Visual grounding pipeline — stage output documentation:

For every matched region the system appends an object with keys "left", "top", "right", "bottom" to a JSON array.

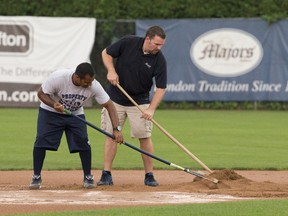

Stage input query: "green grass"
[
  {"left": 0, "top": 108, "right": 287, "bottom": 171},
  {"left": 12, "top": 200, "right": 288, "bottom": 216},
  {"left": 1, "top": 108, "right": 288, "bottom": 216}
]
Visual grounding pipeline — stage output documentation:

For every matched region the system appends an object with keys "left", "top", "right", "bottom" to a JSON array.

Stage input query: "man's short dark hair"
[
  {"left": 145, "top": 26, "right": 166, "bottom": 40},
  {"left": 75, "top": 62, "right": 95, "bottom": 78}
]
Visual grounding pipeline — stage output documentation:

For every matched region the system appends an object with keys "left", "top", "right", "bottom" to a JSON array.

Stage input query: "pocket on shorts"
[
  {"left": 145, "top": 119, "right": 153, "bottom": 133},
  {"left": 101, "top": 108, "right": 113, "bottom": 133},
  {"left": 101, "top": 108, "right": 108, "bottom": 130}
]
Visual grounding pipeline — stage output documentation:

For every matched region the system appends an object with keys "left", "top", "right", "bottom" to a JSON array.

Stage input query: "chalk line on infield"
[{"left": 0, "top": 190, "right": 250, "bottom": 205}]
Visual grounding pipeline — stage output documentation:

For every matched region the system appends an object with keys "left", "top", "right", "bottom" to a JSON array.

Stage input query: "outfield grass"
[{"left": 0, "top": 108, "right": 287, "bottom": 171}]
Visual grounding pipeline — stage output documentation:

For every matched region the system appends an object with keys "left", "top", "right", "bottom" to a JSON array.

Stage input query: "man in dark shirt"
[{"left": 97, "top": 26, "right": 167, "bottom": 187}]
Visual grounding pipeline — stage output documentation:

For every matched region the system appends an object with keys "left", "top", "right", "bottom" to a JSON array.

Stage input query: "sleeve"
[
  {"left": 154, "top": 53, "right": 167, "bottom": 89},
  {"left": 106, "top": 36, "right": 132, "bottom": 58},
  {"left": 91, "top": 80, "right": 110, "bottom": 105},
  {"left": 41, "top": 73, "right": 59, "bottom": 95}
]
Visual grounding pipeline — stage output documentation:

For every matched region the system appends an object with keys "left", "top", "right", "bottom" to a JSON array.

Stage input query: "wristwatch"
[{"left": 113, "top": 126, "right": 122, "bottom": 131}]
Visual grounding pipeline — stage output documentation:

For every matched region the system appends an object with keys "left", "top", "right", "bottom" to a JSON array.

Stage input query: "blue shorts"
[{"left": 34, "top": 108, "right": 91, "bottom": 153}]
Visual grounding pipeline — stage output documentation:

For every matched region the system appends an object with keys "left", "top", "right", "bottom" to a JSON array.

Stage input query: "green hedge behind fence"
[{"left": 1, "top": 0, "right": 288, "bottom": 21}]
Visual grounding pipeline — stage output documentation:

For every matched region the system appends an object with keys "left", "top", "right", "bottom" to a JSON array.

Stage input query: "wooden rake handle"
[{"left": 116, "top": 83, "right": 213, "bottom": 174}]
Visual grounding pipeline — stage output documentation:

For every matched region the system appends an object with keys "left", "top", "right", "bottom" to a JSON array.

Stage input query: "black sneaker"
[
  {"left": 97, "top": 170, "right": 113, "bottom": 186},
  {"left": 144, "top": 172, "right": 159, "bottom": 187},
  {"left": 83, "top": 174, "right": 95, "bottom": 189},
  {"left": 29, "top": 174, "right": 42, "bottom": 189}
]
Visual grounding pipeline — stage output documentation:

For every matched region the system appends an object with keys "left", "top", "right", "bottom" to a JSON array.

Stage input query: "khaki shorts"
[{"left": 101, "top": 102, "right": 153, "bottom": 139}]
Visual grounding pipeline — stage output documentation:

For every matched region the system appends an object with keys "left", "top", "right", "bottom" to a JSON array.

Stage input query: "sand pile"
[
  {"left": 210, "top": 169, "right": 245, "bottom": 181},
  {"left": 193, "top": 169, "right": 247, "bottom": 189}
]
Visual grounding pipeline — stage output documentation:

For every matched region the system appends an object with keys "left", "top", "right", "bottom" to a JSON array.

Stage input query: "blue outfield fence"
[{"left": 137, "top": 18, "right": 288, "bottom": 101}]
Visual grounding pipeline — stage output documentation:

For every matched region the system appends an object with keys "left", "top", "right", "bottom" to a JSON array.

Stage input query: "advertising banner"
[
  {"left": 0, "top": 16, "right": 96, "bottom": 107},
  {"left": 136, "top": 19, "right": 288, "bottom": 101}
]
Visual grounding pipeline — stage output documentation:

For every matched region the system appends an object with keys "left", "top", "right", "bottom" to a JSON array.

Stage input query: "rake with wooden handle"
[{"left": 116, "top": 83, "right": 213, "bottom": 174}]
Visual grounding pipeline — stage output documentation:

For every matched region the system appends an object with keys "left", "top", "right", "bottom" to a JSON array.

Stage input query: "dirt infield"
[{"left": 1, "top": 169, "right": 288, "bottom": 214}]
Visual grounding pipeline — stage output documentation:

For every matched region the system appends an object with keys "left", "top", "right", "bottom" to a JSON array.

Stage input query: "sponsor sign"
[
  {"left": 0, "top": 83, "right": 39, "bottom": 107},
  {"left": 0, "top": 16, "right": 96, "bottom": 107},
  {"left": 136, "top": 19, "right": 288, "bottom": 101},
  {"left": 0, "top": 22, "right": 33, "bottom": 55},
  {"left": 190, "top": 28, "right": 263, "bottom": 77}
]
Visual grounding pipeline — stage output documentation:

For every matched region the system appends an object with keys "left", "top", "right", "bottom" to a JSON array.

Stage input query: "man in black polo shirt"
[{"left": 97, "top": 26, "right": 167, "bottom": 186}]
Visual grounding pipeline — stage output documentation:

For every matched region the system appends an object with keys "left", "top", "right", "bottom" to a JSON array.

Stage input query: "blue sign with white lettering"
[{"left": 136, "top": 19, "right": 288, "bottom": 101}]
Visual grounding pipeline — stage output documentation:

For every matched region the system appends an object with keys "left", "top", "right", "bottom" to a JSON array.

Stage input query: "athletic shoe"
[
  {"left": 144, "top": 172, "right": 159, "bottom": 186},
  {"left": 29, "top": 174, "right": 42, "bottom": 189},
  {"left": 97, "top": 170, "right": 113, "bottom": 186},
  {"left": 83, "top": 174, "right": 95, "bottom": 189}
]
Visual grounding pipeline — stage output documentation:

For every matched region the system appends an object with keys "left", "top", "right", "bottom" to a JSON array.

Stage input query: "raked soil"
[{"left": 1, "top": 169, "right": 288, "bottom": 214}]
